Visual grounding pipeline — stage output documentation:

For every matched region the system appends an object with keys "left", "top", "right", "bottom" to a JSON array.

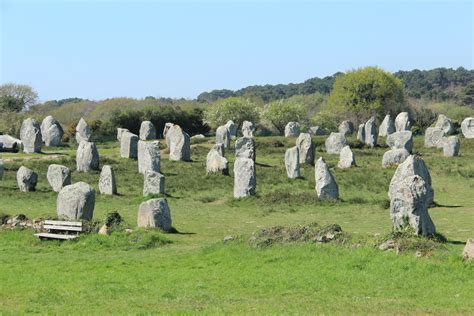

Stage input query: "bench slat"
[
  {"left": 43, "top": 224, "right": 83, "bottom": 232},
  {"left": 34, "top": 233, "right": 79, "bottom": 240},
  {"left": 44, "top": 220, "right": 82, "bottom": 226}
]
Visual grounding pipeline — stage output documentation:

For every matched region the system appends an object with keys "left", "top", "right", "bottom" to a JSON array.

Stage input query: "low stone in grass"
[
  {"left": 461, "top": 117, "right": 474, "bottom": 139},
  {"left": 47, "top": 164, "right": 71, "bottom": 192},
  {"left": 308, "top": 126, "right": 325, "bottom": 135},
  {"left": 120, "top": 131, "right": 139, "bottom": 159},
  {"left": 143, "top": 170, "right": 165, "bottom": 196},
  {"left": 17, "top": 166, "right": 38, "bottom": 192},
  {"left": 285, "top": 146, "right": 300, "bottom": 179},
  {"left": 76, "top": 141, "right": 99, "bottom": 172},
  {"left": 424, "top": 127, "right": 445, "bottom": 148},
  {"left": 338, "top": 145, "right": 356, "bottom": 169},
  {"left": 382, "top": 148, "right": 410, "bottom": 168},
  {"left": 442, "top": 136, "right": 460, "bottom": 157},
  {"left": 463, "top": 238, "right": 474, "bottom": 261},
  {"left": 137, "top": 198, "right": 172, "bottom": 231},
  {"left": 206, "top": 147, "right": 229, "bottom": 174},
  {"left": 338, "top": 120, "right": 354, "bottom": 137},
  {"left": 284, "top": 122, "right": 300, "bottom": 137},
  {"left": 315, "top": 157, "right": 339, "bottom": 200},
  {"left": 57, "top": 182, "right": 95, "bottom": 220},
  {"left": 99, "top": 165, "right": 117, "bottom": 195},
  {"left": 386, "top": 131, "right": 413, "bottom": 152},
  {"left": 325, "top": 132, "right": 347, "bottom": 154},
  {"left": 233, "top": 157, "right": 256, "bottom": 198}
]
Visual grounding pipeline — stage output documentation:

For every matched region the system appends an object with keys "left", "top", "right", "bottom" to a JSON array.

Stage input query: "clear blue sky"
[{"left": 1, "top": 0, "right": 472, "bottom": 101}]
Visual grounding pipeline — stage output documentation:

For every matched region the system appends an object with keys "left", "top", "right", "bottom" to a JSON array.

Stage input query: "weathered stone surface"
[
  {"left": 56, "top": 182, "right": 95, "bottom": 220},
  {"left": 137, "top": 198, "right": 172, "bottom": 231},
  {"left": 139, "top": 121, "right": 156, "bottom": 140},
  {"left": 213, "top": 143, "right": 225, "bottom": 157},
  {"left": 235, "top": 137, "right": 255, "bottom": 160},
  {"left": 308, "top": 126, "right": 325, "bottom": 135},
  {"left": 389, "top": 155, "right": 434, "bottom": 206},
  {"left": 434, "top": 114, "right": 454, "bottom": 135},
  {"left": 225, "top": 120, "right": 237, "bottom": 138},
  {"left": 76, "top": 141, "right": 99, "bottom": 172},
  {"left": 216, "top": 125, "right": 231, "bottom": 148},
  {"left": 167, "top": 125, "right": 191, "bottom": 161},
  {"left": 382, "top": 149, "right": 410, "bottom": 168},
  {"left": 296, "top": 133, "right": 314, "bottom": 165},
  {"left": 285, "top": 122, "right": 300, "bottom": 137},
  {"left": 395, "top": 112, "right": 411, "bottom": 132},
  {"left": 242, "top": 121, "right": 255, "bottom": 138},
  {"left": 338, "top": 120, "right": 354, "bottom": 137},
  {"left": 0, "top": 135, "right": 23, "bottom": 152},
  {"left": 357, "top": 123, "right": 365, "bottom": 142},
  {"left": 163, "top": 123, "right": 174, "bottom": 144},
  {"left": 424, "top": 127, "right": 445, "bottom": 148},
  {"left": 120, "top": 131, "right": 138, "bottom": 159},
  {"left": 325, "top": 132, "right": 347, "bottom": 154},
  {"left": 386, "top": 131, "right": 413, "bottom": 152},
  {"left": 138, "top": 140, "right": 160, "bottom": 174},
  {"left": 233, "top": 157, "right": 256, "bottom": 198},
  {"left": 206, "top": 148, "right": 229, "bottom": 174},
  {"left": 461, "top": 117, "right": 474, "bottom": 138},
  {"left": 442, "top": 136, "right": 460, "bottom": 157},
  {"left": 17, "top": 166, "right": 37, "bottom": 192},
  {"left": 389, "top": 175, "right": 436, "bottom": 236},
  {"left": 143, "top": 171, "right": 165, "bottom": 196},
  {"left": 378, "top": 114, "right": 395, "bottom": 137},
  {"left": 99, "top": 165, "right": 117, "bottom": 195},
  {"left": 315, "top": 157, "right": 339, "bottom": 200},
  {"left": 20, "top": 118, "right": 42, "bottom": 153},
  {"left": 116, "top": 128, "right": 129, "bottom": 141},
  {"left": 364, "top": 116, "right": 378, "bottom": 147},
  {"left": 75, "top": 117, "right": 92, "bottom": 143},
  {"left": 41, "top": 116, "right": 63, "bottom": 146},
  {"left": 285, "top": 146, "right": 300, "bottom": 179},
  {"left": 191, "top": 134, "right": 205, "bottom": 139},
  {"left": 338, "top": 146, "right": 356, "bottom": 169},
  {"left": 47, "top": 164, "right": 71, "bottom": 192},
  {"left": 463, "top": 238, "right": 474, "bottom": 261}
]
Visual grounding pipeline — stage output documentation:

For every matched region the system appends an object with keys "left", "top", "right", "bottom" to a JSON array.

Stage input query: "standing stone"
[
  {"left": 57, "top": 182, "right": 95, "bottom": 220},
  {"left": 442, "top": 136, "right": 460, "bottom": 157},
  {"left": 99, "top": 165, "right": 117, "bottom": 195},
  {"left": 364, "top": 116, "right": 378, "bottom": 147},
  {"left": 47, "top": 164, "right": 71, "bottom": 192},
  {"left": 163, "top": 122, "right": 174, "bottom": 144},
  {"left": 284, "top": 122, "right": 300, "bottom": 137},
  {"left": 434, "top": 114, "right": 454, "bottom": 135},
  {"left": 382, "top": 149, "right": 410, "bottom": 168},
  {"left": 357, "top": 123, "right": 365, "bottom": 142},
  {"left": 225, "top": 120, "right": 237, "bottom": 138},
  {"left": 242, "top": 121, "right": 255, "bottom": 138},
  {"left": 20, "top": 118, "right": 42, "bottom": 153},
  {"left": 389, "top": 175, "right": 436, "bottom": 236},
  {"left": 76, "top": 141, "right": 99, "bottom": 172},
  {"left": 389, "top": 155, "right": 434, "bottom": 206},
  {"left": 143, "top": 171, "right": 165, "bottom": 196},
  {"left": 137, "top": 198, "right": 172, "bottom": 231},
  {"left": 338, "top": 120, "right": 354, "bottom": 137},
  {"left": 461, "top": 117, "right": 474, "bottom": 139},
  {"left": 75, "top": 117, "right": 92, "bottom": 143},
  {"left": 424, "top": 127, "right": 445, "bottom": 148},
  {"left": 235, "top": 137, "right": 255, "bottom": 160},
  {"left": 378, "top": 114, "right": 395, "bottom": 137},
  {"left": 213, "top": 143, "right": 225, "bottom": 157},
  {"left": 167, "top": 125, "right": 191, "bottom": 161},
  {"left": 117, "top": 128, "right": 129, "bottom": 141},
  {"left": 386, "top": 131, "right": 413, "bottom": 152},
  {"left": 138, "top": 140, "right": 161, "bottom": 174},
  {"left": 296, "top": 133, "right": 314, "bottom": 165},
  {"left": 285, "top": 146, "right": 300, "bottom": 179},
  {"left": 120, "top": 131, "right": 138, "bottom": 159},
  {"left": 308, "top": 126, "right": 325, "bottom": 135},
  {"left": 233, "top": 157, "right": 256, "bottom": 198},
  {"left": 395, "top": 112, "right": 411, "bottom": 132},
  {"left": 41, "top": 116, "right": 63, "bottom": 146},
  {"left": 338, "top": 146, "right": 356, "bottom": 169},
  {"left": 139, "top": 121, "right": 156, "bottom": 140},
  {"left": 315, "top": 157, "right": 339, "bottom": 200},
  {"left": 16, "top": 166, "right": 38, "bottom": 192},
  {"left": 463, "top": 239, "right": 474, "bottom": 261},
  {"left": 325, "top": 132, "right": 347, "bottom": 154},
  {"left": 206, "top": 148, "right": 229, "bottom": 174},
  {"left": 0, "top": 159, "right": 3, "bottom": 179},
  {"left": 216, "top": 125, "right": 231, "bottom": 148}
]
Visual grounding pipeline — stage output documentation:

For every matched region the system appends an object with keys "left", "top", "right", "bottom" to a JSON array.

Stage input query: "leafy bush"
[
  {"left": 203, "top": 97, "right": 260, "bottom": 129},
  {"left": 261, "top": 100, "right": 308, "bottom": 134}
]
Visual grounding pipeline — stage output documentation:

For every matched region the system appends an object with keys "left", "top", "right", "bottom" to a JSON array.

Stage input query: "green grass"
[{"left": 0, "top": 135, "right": 473, "bottom": 314}]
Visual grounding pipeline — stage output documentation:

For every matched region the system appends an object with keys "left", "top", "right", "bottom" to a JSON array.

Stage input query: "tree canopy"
[
  {"left": 203, "top": 97, "right": 260, "bottom": 129},
  {"left": 0, "top": 83, "right": 39, "bottom": 112},
  {"left": 262, "top": 100, "right": 307, "bottom": 134}
]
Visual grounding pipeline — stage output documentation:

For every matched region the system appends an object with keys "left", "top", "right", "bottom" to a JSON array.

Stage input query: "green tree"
[
  {"left": 461, "top": 82, "right": 474, "bottom": 107},
  {"left": 203, "top": 97, "right": 260, "bottom": 129},
  {"left": 262, "top": 100, "right": 307, "bottom": 134},
  {"left": 0, "top": 83, "right": 39, "bottom": 112},
  {"left": 327, "top": 67, "right": 405, "bottom": 121}
]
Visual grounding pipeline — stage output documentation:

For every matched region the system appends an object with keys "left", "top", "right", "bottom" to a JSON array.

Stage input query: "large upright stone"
[
  {"left": 143, "top": 171, "right": 165, "bottom": 196},
  {"left": 357, "top": 124, "right": 365, "bottom": 142},
  {"left": 461, "top": 117, "right": 474, "bottom": 138},
  {"left": 206, "top": 148, "right": 229, "bottom": 174},
  {"left": 389, "top": 175, "right": 435, "bottom": 236},
  {"left": 216, "top": 125, "right": 231, "bottom": 148},
  {"left": 395, "top": 112, "right": 411, "bottom": 132},
  {"left": 296, "top": 133, "right": 314, "bottom": 165},
  {"left": 20, "top": 118, "right": 42, "bottom": 153},
  {"left": 242, "top": 121, "right": 255, "bottom": 138},
  {"left": 315, "top": 157, "right": 339, "bottom": 200},
  {"left": 99, "top": 165, "right": 117, "bottom": 195},
  {"left": 139, "top": 121, "right": 156, "bottom": 140},
  {"left": 138, "top": 140, "right": 160, "bottom": 174},
  {"left": 434, "top": 114, "right": 454, "bottom": 135},
  {"left": 308, "top": 126, "right": 325, "bottom": 135},
  {"left": 76, "top": 141, "right": 99, "bottom": 172},
  {"left": 442, "top": 136, "right": 460, "bottom": 157},
  {"left": 137, "top": 198, "right": 172, "bottom": 231},
  {"left": 117, "top": 128, "right": 129, "bottom": 141},
  {"left": 378, "top": 114, "right": 395, "bottom": 137},
  {"left": 57, "top": 182, "right": 95, "bottom": 220},
  {"left": 325, "top": 132, "right": 347, "bottom": 154},
  {"left": 17, "top": 166, "right": 37, "bottom": 192},
  {"left": 382, "top": 149, "right": 410, "bottom": 168},
  {"left": 41, "top": 116, "right": 63, "bottom": 146},
  {"left": 364, "top": 116, "right": 377, "bottom": 147},
  {"left": 235, "top": 137, "right": 255, "bottom": 160},
  {"left": 120, "top": 131, "right": 138, "bottom": 159},
  {"left": 167, "top": 125, "right": 191, "bottom": 161},
  {"left": 47, "top": 164, "right": 71, "bottom": 192},
  {"left": 75, "top": 117, "right": 92, "bottom": 143},
  {"left": 338, "top": 120, "right": 354, "bottom": 137},
  {"left": 285, "top": 146, "right": 300, "bottom": 179},
  {"left": 284, "top": 122, "right": 300, "bottom": 137},
  {"left": 338, "top": 146, "right": 356, "bottom": 169},
  {"left": 386, "top": 131, "right": 413, "bottom": 152},
  {"left": 424, "top": 127, "right": 445, "bottom": 148},
  {"left": 225, "top": 120, "right": 237, "bottom": 138},
  {"left": 233, "top": 157, "right": 256, "bottom": 198}
]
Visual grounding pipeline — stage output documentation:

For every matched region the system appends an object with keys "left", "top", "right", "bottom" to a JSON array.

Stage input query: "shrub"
[{"left": 203, "top": 97, "right": 260, "bottom": 129}]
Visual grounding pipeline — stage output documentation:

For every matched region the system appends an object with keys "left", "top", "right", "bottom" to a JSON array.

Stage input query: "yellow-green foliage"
[
  {"left": 203, "top": 96, "right": 261, "bottom": 129},
  {"left": 261, "top": 99, "right": 308, "bottom": 134}
]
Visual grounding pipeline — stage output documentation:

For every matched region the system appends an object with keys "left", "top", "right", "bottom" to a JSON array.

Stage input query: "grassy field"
[{"left": 0, "top": 135, "right": 473, "bottom": 314}]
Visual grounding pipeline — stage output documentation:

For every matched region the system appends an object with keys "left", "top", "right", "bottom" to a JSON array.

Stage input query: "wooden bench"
[{"left": 34, "top": 220, "right": 83, "bottom": 240}]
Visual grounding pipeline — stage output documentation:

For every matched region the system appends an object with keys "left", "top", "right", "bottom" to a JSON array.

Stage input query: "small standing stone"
[
  {"left": 206, "top": 147, "right": 229, "bottom": 174},
  {"left": 233, "top": 157, "right": 256, "bottom": 198},
  {"left": 20, "top": 118, "right": 42, "bottom": 153},
  {"left": 76, "top": 141, "right": 99, "bottom": 172},
  {"left": 225, "top": 120, "right": 237, "bottom": 138},
  {"left": 216, "top": 125, "right": 231, "bottom": 148},
  {"left": 57, "top": 182, "right": 95, "bottom": 220},
  {"left": 296, "top": 133, "right": 314, "bottom": 165},
  {"left": 364, "top": 116, "right": 377, "bottom": 147},
  {"left": 395, "top": 112, "right": 411, "bottom": 132},
  {"left": 138, "top": 140, "right": 160, "bottom": 174},
  {"left": 75, "top": 117, "right": 92, "bottom": 143},
  {"left": 461, "top": 117, "right": 474, "bottom": 138},
  {"left": 47, "top": 164, "right": 71, "bottom": 192},
  {"left": 434, "top": 114, "right": 454, "bottom": 135},
  {"left": 338, "top": 120, "right": 354, "bottom": 137},
  {"left": 99, "top": 165, "right": 117, "bottom": 195},
  {"left": 386, "top": 131, "right": 413, "bottom": 153},
  {"left": 120, "top": 131, "right": 139, "bottom": 159},
  {"left": 308, "top": 126, "right": 325, "bottom": 135},
  {"left": 137, "top": 198, "right": 172, "bottom": 231},
  {"left": 41, "top": 116, "right": 63, "bottom": 146},
  {"left": 357, "top": 123, "right": 365, "bottom": 142},
  {"left": 284, "top": 146, "right": 300, "bottom": 179},
  {"left": 337, "top": 146, "right": 356, "bottom": 169},
  {"left": 463, "top": 238, "right": 474, "bottom": 261},
  {"left": 17, "top": 166, "right": 38, "bottom": 192},
  {"left": 285, "top": 122, "right": 300, "bottom": 137},
  {"left": 378, "top": 114, "right": 395, "bottom": 137},
  {"left": 325, "top": 132, "right": 347, "bottom": 154},
  {"left": 117, "top": 128, "right": 129, "bottom": 141},
  {"left": 242, "top": 121, "right": 255, "bottom": 138},
  {"left": 315, "top": 157, "right": 339, "bottom": 200},
  {"left": 143, "top": 171, "right": 165, "bottom": 196},
  {"left": 139, "top": 121, "right": 156, "bottom": 140},
  {"left": 382, "top": 149, "right": 410, "bottom": 168},
  {"left": 235, "top": 137, "right": 255, "bottom": 160},
  {"left": 424, "top": 127, "right": 445, "bottom": 148},
  {"left": 442, "top": 136, "right": 460, "bottom": 157},
  {"left": 167, "top": 125, "right": 191, "bottom": 161}
]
